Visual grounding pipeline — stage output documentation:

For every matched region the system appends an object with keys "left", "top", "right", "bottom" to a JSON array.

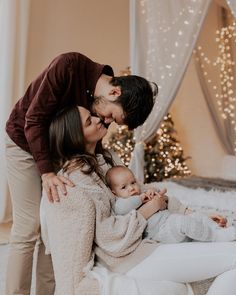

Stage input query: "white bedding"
[{"left": 154, "top": 181, "right": 236, "bottom": 226}]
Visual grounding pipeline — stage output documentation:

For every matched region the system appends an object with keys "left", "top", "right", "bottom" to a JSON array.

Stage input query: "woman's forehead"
[{"left": 78, "top": 106, "right": 90, "bottom": 119}]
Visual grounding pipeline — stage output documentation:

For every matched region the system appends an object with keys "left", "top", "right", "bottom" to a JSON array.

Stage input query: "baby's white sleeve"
[{"left": 114, "top": 196, "right": 142, "bottom": 215}]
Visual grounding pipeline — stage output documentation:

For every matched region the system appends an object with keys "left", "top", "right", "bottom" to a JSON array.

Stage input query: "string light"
[
  {"left": 104, "top": 113, "right": 191, "bottom": 183},
  {"left": 194, "top": 20, "right": 236, "bottom": 152}
]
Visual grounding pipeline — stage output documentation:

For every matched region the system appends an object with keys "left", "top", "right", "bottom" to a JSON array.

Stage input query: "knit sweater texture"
[{"left": 41, "top": 155, "right": 158, "bottom": 294}]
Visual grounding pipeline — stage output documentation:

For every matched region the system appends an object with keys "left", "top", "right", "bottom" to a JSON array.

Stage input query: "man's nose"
[{"left": 104, "top": 117, "right": 113, "bottom": 124}]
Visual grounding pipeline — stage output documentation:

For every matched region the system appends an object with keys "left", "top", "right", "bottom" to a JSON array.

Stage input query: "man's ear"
[{"left": 109, "top": 86, "right": 121, "bottom": 98}]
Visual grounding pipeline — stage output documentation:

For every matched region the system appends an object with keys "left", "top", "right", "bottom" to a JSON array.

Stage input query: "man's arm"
[{"left": 24, "top": 55, "right": 74, "bottom": 201}]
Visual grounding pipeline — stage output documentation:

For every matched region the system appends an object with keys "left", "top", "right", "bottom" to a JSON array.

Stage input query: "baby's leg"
[
  {"left": 150, "top": 213, "right": 189, "bottom": 243},
  {"left": 151, "top": 212, "right": 214, "bottom": 243},
  {"left": 171, "top": 212, "right": 236, "bottom": 242}
]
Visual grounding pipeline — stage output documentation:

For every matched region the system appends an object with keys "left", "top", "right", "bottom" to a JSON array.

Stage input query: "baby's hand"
[
  {"left": 157, "top": 188, "right": 167, "bottom": 196},
  {"left": 141, "top": 193, "right": 152, "bottom": 203},
  {"left": 210, "top": 214, "right": 227, "bottom": 227},
  {"left": 145, "top": 189, "right": 158, "bottom": 198},
  {"left": 142, "top": 188, "right": 164, "bottom": 203},
  {"left": 153, "top": 193, "right": 167, "bottom": 210}
]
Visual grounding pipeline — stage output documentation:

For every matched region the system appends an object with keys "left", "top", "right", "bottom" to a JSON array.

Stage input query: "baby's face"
[{"left": 111, "top": 169, "right": 141, "bottom": 198}]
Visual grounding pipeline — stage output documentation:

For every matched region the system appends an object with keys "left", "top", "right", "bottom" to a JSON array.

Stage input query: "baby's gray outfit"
[{"left": 114, "top": 195, "right": 236, "bottom": 243}]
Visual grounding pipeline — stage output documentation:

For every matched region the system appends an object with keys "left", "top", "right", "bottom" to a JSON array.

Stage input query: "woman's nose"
[
  {"left": 95, "top": 116, "right": 101, "bottom": 124},
  {"left": 104, "top": 117, "right": 113, "bottom": 124}
]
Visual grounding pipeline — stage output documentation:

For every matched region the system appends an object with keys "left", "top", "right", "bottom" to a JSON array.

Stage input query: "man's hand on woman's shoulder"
[{"left": 42, "top": 172, "right": 74, "bottom": 203}]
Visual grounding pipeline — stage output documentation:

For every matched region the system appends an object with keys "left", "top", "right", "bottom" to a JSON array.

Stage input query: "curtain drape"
[
  {"left": 194, "top": 5, "right": 236, "bottom": 156},
  {"left": 227, "top": 0, "right": 236, "bottom": 17},
  {"left": 0, "top": 0, "right": 30, "bottom": 223},
  {"left": 129, "top": 0, "right": 212, "bottom": 183}
]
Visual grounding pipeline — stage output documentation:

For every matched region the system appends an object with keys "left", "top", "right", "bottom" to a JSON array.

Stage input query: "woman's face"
[{"left": 78, "top": 106, "right": 107, "bottom": 152}]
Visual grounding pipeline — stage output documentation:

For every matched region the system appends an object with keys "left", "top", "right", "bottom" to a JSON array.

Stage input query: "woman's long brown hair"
[{"left": 49, "top": 106, "right": 114, "bottom": 179}]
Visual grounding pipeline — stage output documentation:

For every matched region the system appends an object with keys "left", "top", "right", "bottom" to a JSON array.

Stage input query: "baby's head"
[{"left": 106, "top": 165, "right": 141, "bottom": 198}]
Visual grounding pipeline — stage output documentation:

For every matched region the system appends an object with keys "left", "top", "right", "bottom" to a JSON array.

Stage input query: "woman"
[{"left": 41, "top": 106, "right": 236, "bottom": 295}]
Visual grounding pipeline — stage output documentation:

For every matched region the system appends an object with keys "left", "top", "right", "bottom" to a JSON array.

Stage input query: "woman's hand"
[
  {"left": 154, "top": 193, "right": 168, "bottom": 211},
  {"left": 138, "top": 193, "right": 167, "bottom": 220},
  {"left": 42, "top": 172, "right": 74, "bottom": 203}
]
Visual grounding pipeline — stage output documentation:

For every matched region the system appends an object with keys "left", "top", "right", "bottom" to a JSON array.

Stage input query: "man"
[{"left": 5, "top": 52, "right": 156, "bottom": 295}]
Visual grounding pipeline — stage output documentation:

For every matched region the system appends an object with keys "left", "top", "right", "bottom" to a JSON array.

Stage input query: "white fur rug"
[{"left": 153, "top": 181, "right": 236, "bottom": 225}]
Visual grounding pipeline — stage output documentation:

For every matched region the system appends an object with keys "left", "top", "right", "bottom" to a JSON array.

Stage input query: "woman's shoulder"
[
  {"left": 58, "top": 168, "right": 105, "bottom": 196},
  {"left": 58, "top": 168, "right": 94, "bottom": 186}
]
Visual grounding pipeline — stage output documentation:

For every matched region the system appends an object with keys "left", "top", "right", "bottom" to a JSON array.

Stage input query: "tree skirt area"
[{"left": 0, "top": 180, "right": 235, "bottom": 295}]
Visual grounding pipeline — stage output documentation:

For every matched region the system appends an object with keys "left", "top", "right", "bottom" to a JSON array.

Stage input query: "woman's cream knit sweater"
[{"left": 41, "top": 155, "right": 160, "bottom": 294}]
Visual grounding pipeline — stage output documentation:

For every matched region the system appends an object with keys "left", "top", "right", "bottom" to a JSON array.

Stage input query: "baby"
[{"left": 106, "top": 165, "right": 236, "bottom": 243}]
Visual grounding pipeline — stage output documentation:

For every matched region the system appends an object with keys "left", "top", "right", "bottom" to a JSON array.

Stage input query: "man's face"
[{"left": 92, "top": 96, "right": 125, "bottom": 125}]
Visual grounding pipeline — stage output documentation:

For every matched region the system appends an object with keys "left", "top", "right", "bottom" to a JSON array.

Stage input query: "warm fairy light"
[
  {"left": 104, "top": 113, "right": 191, "bottom": 182},
  {"left": 194, "top": 21, "right": 236, "bottom": 152}
]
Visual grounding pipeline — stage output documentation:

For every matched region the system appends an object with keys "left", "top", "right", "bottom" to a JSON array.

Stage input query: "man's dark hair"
[{"left": 110, "top": 75, "right": 157, "bottom": 129}]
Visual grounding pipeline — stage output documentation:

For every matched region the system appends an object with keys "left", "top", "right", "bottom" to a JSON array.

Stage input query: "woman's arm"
[
  {"left": 71, "top": 171, "right": 147, "bottom": 258},
  {"left": 138, "top": 194, "right": 167, "bottom": 219},
  {"left": 43, "top": 185, "right": 96, "bottom": 294}
]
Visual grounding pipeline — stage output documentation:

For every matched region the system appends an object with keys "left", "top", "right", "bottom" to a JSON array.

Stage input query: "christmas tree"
[{"left": 104, "top": 113, "right": 191, "bottom": 183}]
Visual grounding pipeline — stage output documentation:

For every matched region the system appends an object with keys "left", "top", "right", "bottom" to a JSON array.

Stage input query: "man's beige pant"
[{"left": 5, "top": 134, "right": 55, "bottom": 295}]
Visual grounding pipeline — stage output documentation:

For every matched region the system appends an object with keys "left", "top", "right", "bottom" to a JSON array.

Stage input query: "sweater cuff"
[
  {"left": 36, "top": 159, "right": 55, "bottom": 175},
  {"left": 136, "top": 210, "right": 148, "bottom": 227}
]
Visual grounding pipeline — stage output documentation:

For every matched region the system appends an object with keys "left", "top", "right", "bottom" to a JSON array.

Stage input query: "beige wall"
[
  {"left": 25, "top": 0, "right": 129, "bottom": 86},
  {"left": 170, "top": 57, "right": 226, "bottom": 178}
]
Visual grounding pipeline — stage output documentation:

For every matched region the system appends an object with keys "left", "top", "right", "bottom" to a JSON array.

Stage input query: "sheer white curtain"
[
  {"left": 129, "top": 0, "right": 212, "bottom": 183},
  {"left": 227, "top": 0, "right": 236, "bottom": 16},
  {"left": 195, "top": 5, "right": 236, "bottom": 156},
  {"left": 0, "top": 0, "right": 30, "bottom": 223}
]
